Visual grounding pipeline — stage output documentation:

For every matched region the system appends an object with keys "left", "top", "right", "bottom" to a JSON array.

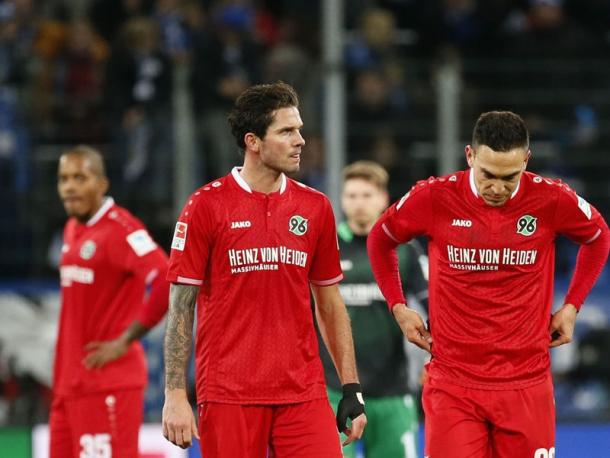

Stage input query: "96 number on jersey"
[
  {"left": 80, "top": 433, "right": 111, "bottom": 458},
  {"left": 534, "top": 447, "right": 555, "bottom": 458}
]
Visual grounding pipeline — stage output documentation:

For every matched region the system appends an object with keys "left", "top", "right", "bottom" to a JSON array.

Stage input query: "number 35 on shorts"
[
  {"left": 534, "top": 447, "right": 555, "bottom": 458},
  {"left": 80, "top": 433, "right": 111, "bottom": 458}
]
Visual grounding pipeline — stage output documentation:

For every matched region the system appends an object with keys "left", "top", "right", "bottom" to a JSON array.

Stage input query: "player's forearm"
[
  {"left": 367, "top": 222, "right": 407, "bottom": 309},
  {"left": 120, "top": 320, "right": 149, "bottom": 344},
  {"left": 164, "top": 283, "right": 198, "bottom": 390},
  {"left": 315, "top": 299, "right": 359, "bottom": 384},
  {"left": 137, "top": 263, "right": 170, "bottom": 328},
  {"left": 565, "top": 225, "right": 610, "bottom": 309}
]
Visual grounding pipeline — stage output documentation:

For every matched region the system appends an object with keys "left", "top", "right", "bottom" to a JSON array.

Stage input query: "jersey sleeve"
[
  {"left": 108, "top": 222, "right": 170, "bottom": 327},
  {"left": 553, "top": 185, "right": 606, "bottom": 244},
  {"left": 309, "top": 197, "right": 343, "bottom": 286},
  {"left": 167, "top": 193, "right": 214, "bottom": 286},
  {"left": 110, "top": 222, "right": 169, "bottom": 282},
  {"left": 381, "top": 182, "right": 433, "bottom": 244}
]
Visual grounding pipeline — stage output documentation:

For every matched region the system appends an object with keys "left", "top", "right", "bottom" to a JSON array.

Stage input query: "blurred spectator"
[
  {"left": 154, "top": 0, "right": 192, "bottom": 62},
  {"left": 414, "top": 0, "right": 514, "bottom": 58},
  {"left": 345, "top": 8, "right": 409, "bottom": 98},
  {"left": 565, "top": 0, "right": 610, "bottom": 39},
  {"left": 88, "top": 0, "right": 153, "bottom": 44},
  {"left": 105, "top": 17, "right": 173, "bottom": 217},
  {"left": 190, "top": 1, "right": 262, "bottom": 180},
  {"left": 501, "top": 0, "right": 602, "bottom": 60},
  {"left": 264, "top": 17, "right": 317, "bottom": 127},
  {"left": 52, "top": 19, "right": 109, "bottom": 143},
  {"left": 346, "top": 8, "right": 399, "bottom": 71},
  {"left": 0, "top": 0, "right": 38, "bottom": 194},
  {"left": 347, "top": 69, "right": 407, "bottom": 161},
  {"left": 494, "top": 0, "right": 604, "bottom": 190}
]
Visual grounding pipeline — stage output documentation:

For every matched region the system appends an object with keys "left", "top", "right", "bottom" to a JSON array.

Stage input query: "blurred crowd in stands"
[{"left": 1, "top": 0, "right": 610, "bottom": 426}]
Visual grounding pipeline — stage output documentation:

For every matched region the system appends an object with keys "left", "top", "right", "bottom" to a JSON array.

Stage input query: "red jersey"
[
  {"left": 55, "top": 198, "right": 169, "bottom": 397},
  {"left": 167, "top": 168, "right": 343, "bottom": 405},
  {"left": 377, "top": 170, "right": 606, "bottom": 389}
]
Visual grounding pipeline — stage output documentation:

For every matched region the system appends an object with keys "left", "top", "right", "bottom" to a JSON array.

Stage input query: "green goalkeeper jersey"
[{"left": 320, "top": 222, "right": 428, "bottom": 397}]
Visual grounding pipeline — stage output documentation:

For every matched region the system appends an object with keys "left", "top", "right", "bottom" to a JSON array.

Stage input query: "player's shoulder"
[
  {"left": 190, "top": 176, "right": 232, "bottom": 203},
  {"left": 403, "top": 171, "right": 464, "bottom": 199},
  {"left": 288, "top": 178, "right": 330, "bottom": 204},
  {"left": 105, "top": 204, "right": 146, "bottom": 235},
  {"left": 179, "top": 176, "right": 233, "bottom": 217},
  {"left": 105, "top": 205, "right": 160, "bottom": 255},
  {"left": 523, "top": 171, "right": 575, "bottom": 198}
]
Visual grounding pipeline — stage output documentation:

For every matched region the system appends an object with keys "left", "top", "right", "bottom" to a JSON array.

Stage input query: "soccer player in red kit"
[
  {"left": 367, "top": 111, "right": 610, "bottom": 458},
  {"left": 162, "top": 82, "right": 367, "bottom": 457},
  {"left": 51, "top": 146, "right": 170, "bottom": 458}
]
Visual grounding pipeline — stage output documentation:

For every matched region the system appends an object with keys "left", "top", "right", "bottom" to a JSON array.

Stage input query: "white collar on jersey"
[
  {"left": 231, "top": 167, "right": 287, "bottom": 194},
  {"left": 468, "top": 168, "right": 521, "bottom": 200},
  {"left": 87, "top": 197, "right": 114, "bottom": 226}
]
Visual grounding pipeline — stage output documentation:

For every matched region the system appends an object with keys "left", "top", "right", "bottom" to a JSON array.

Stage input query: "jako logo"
[
  {"left": 231, "top": 221, "right": 251, "bottom": 229},
  {"left": 451, "top": 219, "right": 472, "bottom": 227}
]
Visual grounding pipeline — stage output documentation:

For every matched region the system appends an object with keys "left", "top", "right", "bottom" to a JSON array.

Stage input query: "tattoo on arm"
[{"left": 164, "top": 284, "right": 198, "bottom": 390}]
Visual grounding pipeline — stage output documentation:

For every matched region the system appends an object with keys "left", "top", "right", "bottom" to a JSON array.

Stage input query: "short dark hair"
[
  {"left": 227, "top": 81, "right": 299, "bottom": 150},
  {"left": 472, "top": 111, "right": 529, "bottom": 152},
  {"left": 343, "top": 160, "right": 388, "bottom": 191},
  {"left": 61, "top": 145, "right": 107, "bottom": 177}
]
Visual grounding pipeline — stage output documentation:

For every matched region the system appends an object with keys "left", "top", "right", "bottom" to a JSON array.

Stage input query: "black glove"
[{"left": 336, "top": 383, "right": 365, "bottom": 433}]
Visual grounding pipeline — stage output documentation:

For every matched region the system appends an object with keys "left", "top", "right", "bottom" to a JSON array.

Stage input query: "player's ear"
[
  {"left": 244, "top": 132, "right": 260, "bottom": 153},
  {"left": 523, "top": 149, "right": 532, "bottom": 169},
  {"left": 100, "top": 176, "right": 109, "bottom": 195},
  {"left": 465, "top": 145, "right": 475, "bottom": 168}
]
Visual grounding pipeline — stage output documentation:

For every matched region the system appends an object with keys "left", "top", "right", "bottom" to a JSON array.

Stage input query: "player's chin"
[
  {"left": 63, "top": 203, "right": 79, "bottom": 216},
  {"left": 64, "top": 203, "right": 87, "bottom": 219},
  {"left": 283, "top": 162, "right": 300, "bottom": 174},
  {"left": 484, "top": 197, "right": 508, "bottom": 207}
]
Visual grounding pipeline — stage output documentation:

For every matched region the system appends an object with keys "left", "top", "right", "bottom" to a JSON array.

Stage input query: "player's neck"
[
  {"left": 239, "top": 162, "right": 283, "bottom": 194},
  {"left": 74, "top": 198, "right": 105, "bottom": 224}
]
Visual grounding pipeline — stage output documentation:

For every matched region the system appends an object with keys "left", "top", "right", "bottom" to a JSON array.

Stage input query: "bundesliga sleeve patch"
[
  {"left": 171, "top": 222, "right": 188, "bottom": 251},
  {"left": 126, "top": 229, "right": 157, "bottom": 256}
]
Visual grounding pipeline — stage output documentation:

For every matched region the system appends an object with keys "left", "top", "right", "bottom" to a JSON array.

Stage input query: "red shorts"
[
  {"left": 49, "top": 388, "right": 143, "bottom": 458},
  {"left": 198, "top": 398, "right": 342, "bottom": 458},
  {"left": 423, "top": 377, "right": 555, "bottom": 458}
]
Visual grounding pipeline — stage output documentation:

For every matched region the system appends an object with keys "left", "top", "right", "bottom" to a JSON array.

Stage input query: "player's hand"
[
  {"left": 162, "top": 389, "right": 199, "bottom": 449},
  {"left": 549, "top": 303, "right": 578, "bottom": 348},
  {"left": 392, "top": 303, "right": 432, "bottom": 352},
  {"left": 83, "top": 337, "right": 129, "bottom": 369},
  {"left": 336, "top": 383, "right": 367, "bottom": 446}
]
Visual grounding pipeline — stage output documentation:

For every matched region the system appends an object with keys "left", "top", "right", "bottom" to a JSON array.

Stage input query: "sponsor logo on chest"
[
  {"left": 446, "top": 245, "right": 538, "bottom": 271},
  {"left": 231, "top": 220, "right": 252, "bottom": 229},
  {"left": 451, "top": 218, "right": 472, "bottom": 227},
  {"left": 227, "top": 245, "right": 308, "bottom": 274},
  {"left": 60, "top": 265, "right": 95, "bottom": 286}
]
